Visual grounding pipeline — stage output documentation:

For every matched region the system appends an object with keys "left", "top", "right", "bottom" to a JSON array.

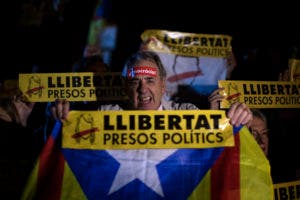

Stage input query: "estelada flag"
[{"left": 22, "top": 122, "right": 273, "bottom": 200}]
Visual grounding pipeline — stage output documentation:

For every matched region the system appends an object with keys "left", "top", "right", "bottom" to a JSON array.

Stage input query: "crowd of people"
[
  {"left": 5, "top": 1, "right": 298, "bottom": 199},
  {"left": 1, "top": 42, "right": 299, "bottom": 199}
]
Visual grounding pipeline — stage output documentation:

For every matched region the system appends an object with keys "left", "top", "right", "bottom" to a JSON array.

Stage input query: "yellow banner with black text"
[
  {"left": 218, "top": 80, "right": 300, "bottom": 108},
  {"left": 141, "top": 29, "right": 232, "bottom": 58},
  {"left": 18, "top": 72, "right": 127, "bottom": 102},
  {"left": 273, "top": 180, "right": 300, "bottom": 200},
  {"left": 62, "top": 110, "right": 234, "bottom": 149}
]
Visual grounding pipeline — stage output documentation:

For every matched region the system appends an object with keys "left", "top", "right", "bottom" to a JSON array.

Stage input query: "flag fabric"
[
  {"left": 22, "top": 122, "right": 273, "bottom": 200},
  {"left": 83, "top": 0, "right": 117, "bottom": 66}
]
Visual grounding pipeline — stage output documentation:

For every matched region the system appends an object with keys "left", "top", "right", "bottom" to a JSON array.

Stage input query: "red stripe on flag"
[
  {"left": 211, "top": 133, "right": 240, "bottom": 200},
  {"left": 36, "top": 135, "right": 65, "bottom": 200}
]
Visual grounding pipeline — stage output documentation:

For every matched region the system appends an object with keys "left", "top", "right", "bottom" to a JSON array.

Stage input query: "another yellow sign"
[
  {"left": 19, "top": 72, "right": 127, "bottom": 102},
  {"left": 218, "top": 80, "right": 300, "bottom": 108}
]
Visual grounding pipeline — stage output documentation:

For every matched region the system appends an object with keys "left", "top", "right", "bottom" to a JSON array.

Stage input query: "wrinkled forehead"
[
  {"left": 135, "top": 60, "right": 158, "bottom": 68},
  {"left": 251, "top": 117, "right": 267, "bottom": 129},
  {"left": 123, "top": 60, "right": 159, "bottom": 79}
]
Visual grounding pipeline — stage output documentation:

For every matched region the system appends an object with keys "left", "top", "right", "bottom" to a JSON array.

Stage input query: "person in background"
[
  {"left": 0, "top": 79, "right": 43, "bottom": 199},
  {"left": 246, "top": 109, "right": 269, "bottom": 156}
]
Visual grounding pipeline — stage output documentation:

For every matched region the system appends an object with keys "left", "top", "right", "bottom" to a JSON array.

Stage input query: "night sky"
[{"left": 8, "top": 0, "right": 299, "bottom": 79}]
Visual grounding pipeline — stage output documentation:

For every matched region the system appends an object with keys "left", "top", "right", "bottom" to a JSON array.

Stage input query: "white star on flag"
[{"left": 107, "top": 149, "right": 177, "bottom": 197}]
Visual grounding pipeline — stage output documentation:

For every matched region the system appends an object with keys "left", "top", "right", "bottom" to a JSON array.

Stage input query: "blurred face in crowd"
[
  {"left": 125, "top": 60, "right": 166, "bottom": 110},
  {"left": 247, "top": 116, "right": 269, "bottom": 156}
]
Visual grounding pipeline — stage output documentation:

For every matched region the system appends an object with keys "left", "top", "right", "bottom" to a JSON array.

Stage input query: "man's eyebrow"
[
  {"left": 128, "top": 77, "right": 139, "bottom": 81},
  {"left": 145, "top": 77, "right": 155, "bottom": 80},
  {"left": 251, "top": 128, "right": 269, "bottom": 133}
]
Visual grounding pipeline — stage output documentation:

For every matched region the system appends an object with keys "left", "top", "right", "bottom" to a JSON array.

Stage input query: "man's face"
[{"left": 125, "top": 60, "right": 166, "bottom": 110}]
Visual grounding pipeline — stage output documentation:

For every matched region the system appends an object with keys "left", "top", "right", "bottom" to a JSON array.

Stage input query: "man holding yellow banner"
[
  {"left": 22, "top": 51, "right": 274, "bottom": 200},
  {"left": 52, "top": 51, "right": 252, "bottom": 126}
]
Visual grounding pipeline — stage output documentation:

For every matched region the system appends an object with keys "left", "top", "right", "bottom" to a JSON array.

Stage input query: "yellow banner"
[
  {"left": 141, "top": 29, "right": 232, "bottom": 58},
  {"left": 62, "top": 110, "right": 234, "bottom": 150},
  {"left": 18, "top": 72, "right": 127, "bottom": 102},
  {"left": 218, "top": 80, "right": 300, "bottom": 108},
  {"left": 273, "top": 180, "right": 300, "bottom": 200}
]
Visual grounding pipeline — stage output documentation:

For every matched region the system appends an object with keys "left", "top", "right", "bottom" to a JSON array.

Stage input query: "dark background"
[
  {"left": 9, "top": 0, "right": 300, "bottom": 78},
  {"left": 7, "top": 0, "right": 300, "bottom": 183}
]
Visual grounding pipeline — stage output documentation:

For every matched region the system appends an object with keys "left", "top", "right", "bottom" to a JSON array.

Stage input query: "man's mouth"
[{"left": 138, "top": 96, "right": 151, "bottom": 104}]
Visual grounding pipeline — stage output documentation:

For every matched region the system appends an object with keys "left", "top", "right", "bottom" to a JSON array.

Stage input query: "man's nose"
[{"left": 137, "top": 80, "right": 147, "bottom": 92}]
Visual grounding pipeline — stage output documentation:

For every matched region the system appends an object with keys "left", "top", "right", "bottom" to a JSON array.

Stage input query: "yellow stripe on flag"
[
  {"left": 189, "top": 170, "right": 211, "bottom": 200},
  {"left": 240, "top": 126, "right": 273, "bottom": 200},
  {"left": 61, "top": 162, "right": 87, "bottom": 200},
  {"left": 21, "top": 160, "right": 39, "bottom": 200}
]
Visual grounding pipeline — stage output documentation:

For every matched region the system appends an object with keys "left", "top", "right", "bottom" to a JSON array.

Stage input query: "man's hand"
[
  {"left": 227, "top": 102, "right": 253, "bottom": 127},
  {"left": 50, "top": 99, "right": 70, "bottom": 122},
  {"left": 13, "top": 95, "right": 35, "bottom": 127},
  {"left": 208, "top": 88, "right": 225, "bottom": 110}
]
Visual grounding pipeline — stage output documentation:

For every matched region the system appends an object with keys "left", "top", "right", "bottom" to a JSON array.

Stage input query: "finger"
[
  {"left": 235, "top": 103, "right": 252, "bottom": 126},
  {"left": 227, "top": 102, "right": 250, "bottom": 126},
  {"left": 209, "top": 95, "right": 224, "bottom": 102},
  {"left": 209, "top": 89, "right": 219, "bottom": 97},
  {"left": 26, "top": 102, "right": 35, "bottom": 110},
  {"left": 209, "top": 95, "right": 224, "bottom": 110},
  {"left": 50, "top": 105, "right": 59, "bottom": 121},
  {"left": 208, "top": 88, "right": 225, "bottom": 105},
  {"left": 50, "top": 99, "right": 65, "bottom": 120},
  {"left": 235, "top": 108, "right": 251, "bottom": 126},
  {"left": 240, "top": 108, "right": 253, "bottom": 125},
  {"left": 226, "top": 101, "right": 239, "bottom": 119},
  {"left": 209, "top": 88, "right": 224, "bottom": 98},
  {"left": 55, "top": 99, "right": 64, "bottom": 119},
  {"left": 61, "top": 100, "right": 70, "bottom": 119}
]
